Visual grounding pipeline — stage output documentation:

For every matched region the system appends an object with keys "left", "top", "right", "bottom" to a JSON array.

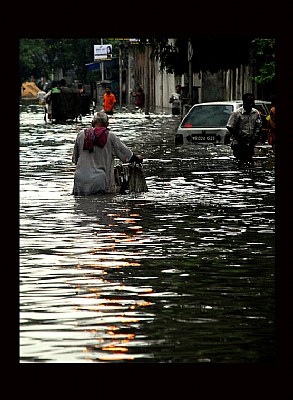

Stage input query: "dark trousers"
[
  {"left": 172, "top": 107, "right": 180, "bottom": 116},
  {"left": 231, "top": 142, "right": 254, "bottom": 163}
]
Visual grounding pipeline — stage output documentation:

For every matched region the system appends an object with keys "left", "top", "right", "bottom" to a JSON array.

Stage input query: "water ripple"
[{"left": 19, "top": 104, "right": 275, "bottom": 363}]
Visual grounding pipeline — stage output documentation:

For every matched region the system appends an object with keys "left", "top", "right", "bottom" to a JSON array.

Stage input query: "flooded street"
[{"left": 19, "top": 102, "right": 275, "bottom": 363}]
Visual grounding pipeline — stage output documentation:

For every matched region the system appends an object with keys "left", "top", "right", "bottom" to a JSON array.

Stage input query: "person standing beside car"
[
  {"left": 267, "top": 95, "right": 276, "bottom": 153},
  {"left": 169, "top": 84, "right": 182, "bottom": 117},
  {"left": 226, "top": 92, "right": 262, "bottom": 166}
]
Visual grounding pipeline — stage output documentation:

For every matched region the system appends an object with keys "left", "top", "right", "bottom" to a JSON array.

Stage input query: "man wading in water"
[
  {"left": 226, "top": 93, "right": 262, "bottom": 167},
  {"left": 72, "top": 112, "right": 143, "bottom": 195}
]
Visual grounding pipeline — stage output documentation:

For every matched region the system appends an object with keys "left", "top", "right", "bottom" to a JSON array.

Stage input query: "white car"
[{"left": 175, "top": 100, "right": 271, "bottom": 145}]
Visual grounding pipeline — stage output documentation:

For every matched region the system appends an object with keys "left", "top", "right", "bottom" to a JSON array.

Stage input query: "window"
[{"left": 183, "top": 105, "right": 234, "bottom": 128}]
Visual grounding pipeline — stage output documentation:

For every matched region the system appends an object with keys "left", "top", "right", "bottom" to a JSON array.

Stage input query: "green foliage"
[
  {"left": 19, "top": 39, "right": 50, "bottom": 81},
  {"left": 251, "top": 38, "right": 275, "bottom": 84},
  {"left": 19, "top": 38, "right": 123, "bottom": 84},
  {"left": 146, "top": 38, "right": 251, "bottom": 75},
  {"left": 19, "top": 38, "right": 103, "bottom": 83},
  {"left": 145, "top": 38, "right": 275, "bottom": 86}
]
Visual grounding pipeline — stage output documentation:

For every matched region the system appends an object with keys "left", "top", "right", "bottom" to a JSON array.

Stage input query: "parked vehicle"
[{"left": 175, "top": 100, "right": 271, "bottom": 145}]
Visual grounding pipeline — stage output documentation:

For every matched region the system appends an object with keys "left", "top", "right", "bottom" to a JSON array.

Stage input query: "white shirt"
[
  {"left": 72, "top": 130, "right": 133, "bottom": 195},
  {"left": 226, "top": 106, "right": 262, "bottom": 144}
]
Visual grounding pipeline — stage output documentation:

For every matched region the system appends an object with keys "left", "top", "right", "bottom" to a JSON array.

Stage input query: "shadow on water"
[{"left": 19, "top": 104, "right": 275, "bottom": 363}]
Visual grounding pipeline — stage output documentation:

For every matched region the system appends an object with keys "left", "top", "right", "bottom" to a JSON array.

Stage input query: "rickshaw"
[{"left": 45, "top": 87, "right": 91, "bottom": 123}]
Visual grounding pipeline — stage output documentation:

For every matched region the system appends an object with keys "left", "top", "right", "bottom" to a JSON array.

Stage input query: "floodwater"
[{"left": 19, "top": 102, "right": 275, "bottom": 363}]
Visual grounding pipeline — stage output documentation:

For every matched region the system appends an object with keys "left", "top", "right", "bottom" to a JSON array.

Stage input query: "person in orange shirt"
[{"left": 103, "top": 86, "right": 116, "bottom": 115}]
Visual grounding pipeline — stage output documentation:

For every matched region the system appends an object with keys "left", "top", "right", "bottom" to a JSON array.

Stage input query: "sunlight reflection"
[{"left": 70, "top": 205, "right": 155, "bottom": 361}]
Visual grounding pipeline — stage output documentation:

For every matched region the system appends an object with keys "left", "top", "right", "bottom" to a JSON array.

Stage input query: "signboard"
[{"left": 94, "top": 44, "right": 112, "bottom": 61}]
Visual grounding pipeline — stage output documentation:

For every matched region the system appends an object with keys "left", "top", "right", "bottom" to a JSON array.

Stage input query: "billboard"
[{"left": 94, "top": 45, "right": 112, "bottom": 61}]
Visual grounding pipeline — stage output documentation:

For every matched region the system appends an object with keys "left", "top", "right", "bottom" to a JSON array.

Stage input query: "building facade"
[{"left": 128, "top": 41, "right": 269, "bottom": 114}]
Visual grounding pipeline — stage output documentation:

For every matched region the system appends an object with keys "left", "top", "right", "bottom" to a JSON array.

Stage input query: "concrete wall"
[
  {"left": 154, "top": 63, "right": 178, "bottom": 113},
  {"left": 201, "top": 64, "right": 256, "bottom": 102}
]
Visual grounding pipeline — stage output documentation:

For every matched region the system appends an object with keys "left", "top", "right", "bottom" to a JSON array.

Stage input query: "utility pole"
[
  {"left": 160, "top": 69, "right": 164, "bottom": 113},
  {"left": 127, "top": 45, "right": 134, "bottom": 107},
  {"left": 119, "top": 45, "right": 123, "bottom": 107},
  {"left": 101, "top": 38, "right": 104, "bottom": 81},
  {"left": 144, "top": 43, "right": 150, "bottom": 115}
]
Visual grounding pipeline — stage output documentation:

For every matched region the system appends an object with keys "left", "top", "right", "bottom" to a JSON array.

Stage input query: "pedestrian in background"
[
  {"left": 60, "top": 78, "right": 68, "bottom": 88},
  {"left": 78, "top": 83, "right": 85, "bottom": 94},
  {"left": 72, "top": 112, "right": 143, "bottom": 195},
  {"left": 103, "top": 86, "right": 116, "bottom": 115},
  {"left": 131, "top": 86, "right": 145, "bottom": 110},
  {"left": 267, "top": 95, "right": 276, "bottom": 153},
  {"left": 169, "top": 84, "right": 182, "bottom": 116},
  {"left": 37, "top": 89, "right": 47, "bottom": 106},
  {"left": 43, "top": 80, "right": 61, "bottom": 120},
  {"left": 226, "top": 92, "right": 262, "bottom": 166}
]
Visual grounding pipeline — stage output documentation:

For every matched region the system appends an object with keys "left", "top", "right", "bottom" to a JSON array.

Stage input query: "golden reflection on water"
[
  {"left": 71, "top": 206, "right": 155, "bottom": 362},
  {"left": 76, "top": 276, "right": 154, "bottom": 361}
]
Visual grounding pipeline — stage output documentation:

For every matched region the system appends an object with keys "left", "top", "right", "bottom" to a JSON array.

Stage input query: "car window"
[
  {"left": 182, "top": 105, "right": 234, "bottom": 128},
  {"left": 254, "top": 103, "right": 269, "bottom": 115}
]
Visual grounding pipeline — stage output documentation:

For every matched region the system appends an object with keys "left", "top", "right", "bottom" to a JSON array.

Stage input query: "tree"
[
  {"left": 40, "top": 38, "right": 98, "bottom": 82},
  {"left": 19, "top": 37, "right": 275, "bottom": 91},
  {"left": 142, "top": 38, "right": 251, "bottom": 75},
  {"left": 141, "top": 37, "right": 275, "bottom": 85},
  {"left": 250, "top": 38, "right": 275, "bottom": 84},
  {"left": 19, "top": 39, "right": 50, "bottom": 81},
  {"left": 19, "top": 38, "right": 119, "bottom": 84}
]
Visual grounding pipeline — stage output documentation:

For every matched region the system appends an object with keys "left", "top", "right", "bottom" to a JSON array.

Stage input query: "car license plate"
[{"left": 191, "top": 134, "right": 216, "bottom": 142}]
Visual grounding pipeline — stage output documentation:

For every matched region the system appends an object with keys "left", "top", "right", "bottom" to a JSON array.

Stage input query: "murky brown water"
[{"left": 19, "top": 102, "right": 275, "bottom": 363}]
